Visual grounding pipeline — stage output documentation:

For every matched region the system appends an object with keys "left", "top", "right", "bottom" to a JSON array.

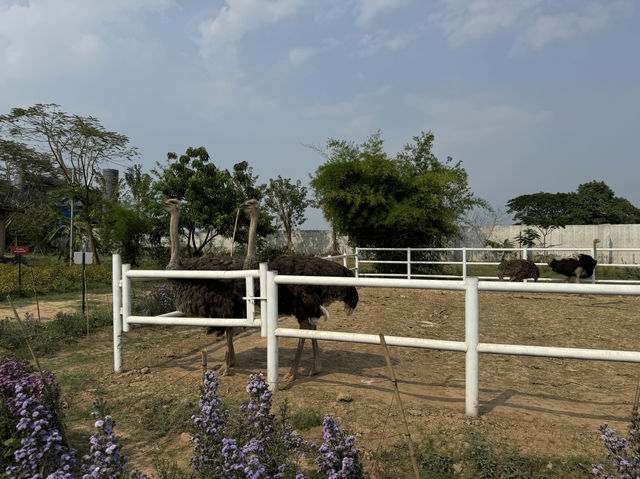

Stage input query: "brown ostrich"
[
  {"left": 163, "top": 198, "right": 257, "bottom": 376},
  {"left": 241, "top": 199, "right": 359, "bottom": 389},
  {"left": 497, "top": 259, "right": 539, "bottom": 282}
]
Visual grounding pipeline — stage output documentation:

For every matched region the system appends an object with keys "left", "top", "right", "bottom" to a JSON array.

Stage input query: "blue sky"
[{"left": 1, "top": 0, "right": 638, "bottom": 228}]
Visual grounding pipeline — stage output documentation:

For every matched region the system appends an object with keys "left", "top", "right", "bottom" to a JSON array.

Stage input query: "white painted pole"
[
  {"left": 246, "top": 275, "right": 255, "bottom": 322},
  {"left": 523, "top": 248, "right": 528, "bottom": 260},
  {"left": 355, "top": 247, "right": 360, "bottom": 278},
  {"left": 259, "top": 263, "right": 268, "bottom": 337},
  {"left": 465, "top": 277, "right": 479, "bottom": 417},
  {"left": 112, "top": 254, "right": 122, "bottom": 373},
  {"left": 342, "top": 252, "right": 347, "bottom": 268},
  {"left": 407, "top": 248, "right": 412, "bottom": 280},
  {"left": 122, "top": 264, "right": 131, "bottom": 332},
  {"left": 462, "top": 247, "right": 467, "bottom": 279},
  {"left": 266, "top": 270, "right": 279, "bottom": 390}
]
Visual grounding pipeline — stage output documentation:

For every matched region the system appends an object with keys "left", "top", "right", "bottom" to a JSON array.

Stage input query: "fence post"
[
  {"left": 342, "top": 252, "right": 347, "bottom": 268},
  {"left": 355, "top": 247, "right": 360, "bottom": 278},
  {"left": 112, "top": 254, "right": 122, "bottom": 373},
  {"left": 462, "top": 247, "right": 467, "bottom": 280},
  {"left": 523, "top": 248, "right": 528, "bottom": 261},
  {"left": 266, "top": 270, "right": 279, "bottom": 390},
  {"left": 259, "top": 263, "right": 268, "bottom": 337},
  {"left": 465, "top": 277, "right": 479, "bottom": 417},
  {"left": 407, "top": 248, "right": 412, "bottom": 280},
  {"left": 592, "top": 244, "right": 597, "bottom": 284},
  {"left": 246, "top": 274, "right": 255, "bottom": 322},
  {"left": 121, "top": 264, "right": 131, "bottom": 333}
]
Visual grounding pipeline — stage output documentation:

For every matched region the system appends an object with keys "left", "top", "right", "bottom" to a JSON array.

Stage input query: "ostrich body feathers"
[
  {"left": 497, "top": 259, "right": 539, "bottom": 282},
  {"left": 268, "top": 255, "right": 359, "bottom": 323}
]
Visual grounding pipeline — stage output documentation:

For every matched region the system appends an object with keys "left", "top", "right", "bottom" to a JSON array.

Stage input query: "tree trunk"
[
  {"left": 0, "top": 209, "right": 6, "bottom": 257},
  {"left": 80, "top": 198, "right": 101, "bottom": 265},
  {"left": 331, "top": 227, "right": 339, "bottom": 256},
  {"left": 286, "top": 229, "right": 293, "bottom": 254}
]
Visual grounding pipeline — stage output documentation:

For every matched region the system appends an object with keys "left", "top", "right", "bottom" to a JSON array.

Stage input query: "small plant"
[
  {"left": 593, "top": 386, "right": 640, "bottom": 478},
  {"left": 290, "top": 407, "right": 323, "bottom": 431},
  {"left": 135, "top": 283, "right": 176, "bottom": 317}
]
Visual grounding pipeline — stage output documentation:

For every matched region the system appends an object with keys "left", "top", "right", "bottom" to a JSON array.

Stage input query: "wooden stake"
[
  {"left": 29, "top": 268, "right": 41, "bottom": 323},
  {"left": 379, "top": 333, "right": 420, "bottom": 479},
  {"left": 201, "top": 350, "right": 208, "bottom": 379}
]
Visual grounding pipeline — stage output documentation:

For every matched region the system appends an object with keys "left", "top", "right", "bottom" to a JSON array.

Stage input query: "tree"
[
  {"left": 0, "top": 139, "right": 60, "bottom": 255},
  {"left": 0, "top": 104, "right": 138, "bottom": 264},
  {"left": 506, "top": 192, "right": 570, "bottom": 247},
  {"left": 152, "top": 147, "right": 274, "bottom": 256},
  {"left": 506, "top": 181, "right": 640, "bottom": 246},
  {"left": 310, "top": 130, "right": 485, "bottom": 248},
  {"left": 264, "top": 176, "right": 312, "bottom": 253}
]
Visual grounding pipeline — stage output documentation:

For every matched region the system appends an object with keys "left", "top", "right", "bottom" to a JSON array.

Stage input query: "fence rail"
[
  {"left": 112, "top": 254, "right": 640, "bottom": 417},
  {"left": 323, "top": 246, "right": 640, "bottom": 283}
]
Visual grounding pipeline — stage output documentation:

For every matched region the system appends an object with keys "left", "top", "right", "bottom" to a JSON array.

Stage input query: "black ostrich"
[
  {"left": 497, "top": 259, "right": 539, "bottom": 282},
  {"left": 240, "top": 199, "right": 359, "bottom": 389},
  {"left": 546, "top": 239, "right": 599, "bottom": 283},
  {"left": 163, "top": 198, "right": 256, "bottom": 376}
]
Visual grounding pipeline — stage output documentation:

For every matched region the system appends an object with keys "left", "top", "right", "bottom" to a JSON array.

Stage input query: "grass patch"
[
  {"left": 0, "top": 308, "right": 112, "bottom": 360},
  {"left": 289, "top": 407, "right": 323, "bottom": 430},
  {"left": 375, "top": 430, "right": 596, "bottom": 479},
  {"left": 136, "top": 394, "right": 199, "bottom": 441}
]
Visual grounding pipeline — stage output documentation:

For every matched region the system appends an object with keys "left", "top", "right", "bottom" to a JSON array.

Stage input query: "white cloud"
[
  {"left": 197, "top": 0, "right": 306, "bottom": 58},
  {"left": 428, "top": 0, "right": 540, "bottom": 46},
  {"left": 288, "top": 38, "right": 339, "bottom": 67},
  {"left": 0, "top": 0, "right": 172, "bottom": 80},
  {"left": 353, "top": 0, "right": 409, "bottom": 27},
  {"left": 429, "top": 0, "right": 632, "bottom": 52},
  {"left": 511, "top": 2, "right": 630, "bottom": 54},
  {"left": 406, "top": 94, "right": 552, "bottom": 146},
  {"left": 357, "top": 30, "right": 415, "bottom": 56}
]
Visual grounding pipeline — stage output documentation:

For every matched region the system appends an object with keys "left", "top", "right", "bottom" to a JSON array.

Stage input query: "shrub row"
[{"left": 0, "top": 263, "right": 112, "bottom": 298}]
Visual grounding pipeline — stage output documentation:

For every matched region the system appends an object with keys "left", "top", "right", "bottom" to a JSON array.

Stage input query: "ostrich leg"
[
  {"left": 216, "top": 327, "right": 236, "bottom": 376},
  {"left": 279, "top": 319, "right": 321, "bottom": 390}
]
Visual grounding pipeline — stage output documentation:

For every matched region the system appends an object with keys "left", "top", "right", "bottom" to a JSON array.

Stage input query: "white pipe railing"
[
  {"left": 112, "top": 254, "right": 640, "bottom": 417},
  {"left": 354, "top": 246, "right": 640, "bottom": 282}
]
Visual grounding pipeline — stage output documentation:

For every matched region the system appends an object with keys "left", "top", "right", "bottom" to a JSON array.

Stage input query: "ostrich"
[
  {"left": 497, "top": 259, "right": 539, "bottom": 282},
  {"left": 240, "top": 199, "right": 359, "bottom": 389},
  {"left": 163, "top": 198, "right": 255, "bottom": 376},
  {"left": 546, "top": 239, "right": 600, "bottom": 283}
]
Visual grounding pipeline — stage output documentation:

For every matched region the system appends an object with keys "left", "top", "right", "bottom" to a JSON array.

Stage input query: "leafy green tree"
[
  {"left": 152, "top": 147, "right": 274, "bottom": 256},
  {"left": 506, "top": 192, "right": 570, "bottom": 247},
  {"left": 264, "top": 176, "right": 312, "bottom": 253},
  {"left": 0, "top": 139, "right": 60, "bottom": 255},
  {"left": 0, "top": 104, "right": 138, "bottom": 264},
  {"left": 506, "top": 182, "right": 640, "bottom": 246},
  {"left": 310, "top": 130, "right": 485, "bottom": 248},
  {"left": 570, "top": 181, "right": 640, "bottom": 224}
]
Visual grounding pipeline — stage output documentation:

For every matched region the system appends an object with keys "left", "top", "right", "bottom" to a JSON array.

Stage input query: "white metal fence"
[
  {"left": 112, "top": 254, "right": 640, "bottom": 417},
  {"left": 324, "top": 246, "right": 640, "bottom": 283}
]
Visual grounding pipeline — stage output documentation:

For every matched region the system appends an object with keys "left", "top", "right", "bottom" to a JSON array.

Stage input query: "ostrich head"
[
  {"left": 163, "top": 198, "right": 180, "bottom": 214},
  {"left": 243, "top": 198, "right": 259, "bottom": 213}
]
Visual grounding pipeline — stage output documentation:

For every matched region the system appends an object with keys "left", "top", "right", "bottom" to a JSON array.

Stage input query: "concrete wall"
[
  {"left": 456, "top": 224, "right": 640, "bottom": 264},
  {"left": 208, "top": 224, "right": 640, "bottom": 263}
]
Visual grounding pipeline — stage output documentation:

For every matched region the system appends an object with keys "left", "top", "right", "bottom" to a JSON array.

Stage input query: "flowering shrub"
[
  {"left": 5, "top": 384, "right": 76, "bottom": 478},
  {"left": 135, "top": 283, "right": 175, "bottom": 317},
  {"left": 316, "top": 415, "right": 365, "bottom": 479},
  {"left": 192, "top": 371, "right": 366, "bottom": 478},
  {"left": 81, "top": 409, "right": 146, "bottom": 479},
  {"left": 593, "top": 421, "right": 640, "bottom": 478},
  {"left": 0, "top": 263, "right": 111, "bottom": 297},
  {"left": 0, "top": 357, "right": 59, "bottom": 416}
]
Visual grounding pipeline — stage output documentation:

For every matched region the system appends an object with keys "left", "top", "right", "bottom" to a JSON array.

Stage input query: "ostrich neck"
[
  {"left": 168, "top": 208, "right": 181, "bottom": 269},
  {"left": 244, "top": 208, "right": 258, "bottom": 269}
]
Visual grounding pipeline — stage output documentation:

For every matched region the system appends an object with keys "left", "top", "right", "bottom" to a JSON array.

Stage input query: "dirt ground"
[{"left": 25, "top": 286, "right": 640, "bottom": 476}]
